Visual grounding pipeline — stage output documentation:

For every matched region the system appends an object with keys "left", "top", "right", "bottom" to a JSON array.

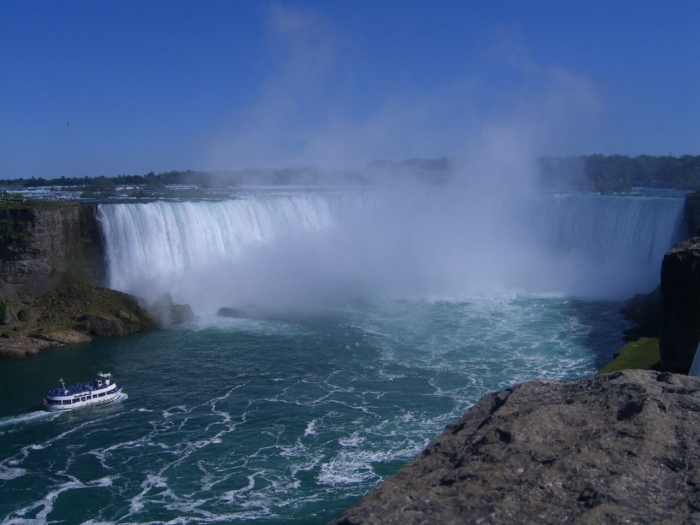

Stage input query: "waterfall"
[
  {"left": 535, "top": 195, "right": 685, "bottom": 264},
  {"left": 98, "top": 194, "right": 372, "bottom": 311},
  {"left": 527, "top": 194, "right": 686, "bottom": 297},
  {"left": 98, "top": 192, "right": 686, "bottom": 312}
]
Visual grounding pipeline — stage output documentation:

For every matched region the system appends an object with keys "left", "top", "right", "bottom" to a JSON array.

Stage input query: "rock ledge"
[{"left": 330, "top": 370, "right": 700, "bottom": 525}]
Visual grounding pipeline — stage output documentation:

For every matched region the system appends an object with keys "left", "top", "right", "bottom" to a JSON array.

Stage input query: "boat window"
[
  {"left": 81, "top": 397, "right": 86, "bottom": 401},
  {"left": 98, "top": 393, "right": 105, "bottom": 397},
  {"left": 63, "top": 400, "right": 71, "bottom": 405}
]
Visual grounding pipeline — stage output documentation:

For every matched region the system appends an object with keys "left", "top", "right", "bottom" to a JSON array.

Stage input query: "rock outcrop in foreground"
[{"left": 330, "top": 370, "right": 700, "bottom": 525}]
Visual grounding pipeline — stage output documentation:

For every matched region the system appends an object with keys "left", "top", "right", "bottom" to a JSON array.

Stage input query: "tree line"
[
  {"left": 4, "top": 170, "right": 211, "bottom": 189},
  {"left": 538, "top": 154, "right": 700, "bottom": 193},
  {"left": 1, "top": 155, "right": 699, "bottom": 194}
]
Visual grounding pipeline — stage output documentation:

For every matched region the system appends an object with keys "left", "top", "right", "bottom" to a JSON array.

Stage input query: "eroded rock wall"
[{"left": 0, "top": 203, "right": 104, "bottom": 297}]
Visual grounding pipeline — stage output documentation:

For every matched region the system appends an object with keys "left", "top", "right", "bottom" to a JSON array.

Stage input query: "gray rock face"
[
  {"left": 217, "top": 307, "right": 243, "bottom": 318},
  {"left": 620, "top": 285, "right": 660, "bottom": 340},
  {"left": 686, "top": 193, "right": 700, "bottom": 237},
  {"left": 330, "top": 370, "right": 700, "bottom": 525},
  {"left": 660, "top": 236, "right": 700, "bottom": 374},
  {"left": 75, "top": 313, "right": 124, "bottom": 338},
  {"left": 149, "top": 293, "right": 195, "bottom": 326},
  {"left": 171, "top": 303, "right": 195, "bottom": 324},
  {"left": 0, "top": 204, "right": 104, "bottom": 295}
]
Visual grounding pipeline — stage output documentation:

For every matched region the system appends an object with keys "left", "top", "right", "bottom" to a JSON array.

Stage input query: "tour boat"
[{"left": 44, "top": 372, "right": 124, "bottom": 411}]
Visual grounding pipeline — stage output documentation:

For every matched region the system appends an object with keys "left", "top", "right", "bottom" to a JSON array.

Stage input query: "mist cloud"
[{"left": 203, "top": 5, "right": 603, "bottom": 173}]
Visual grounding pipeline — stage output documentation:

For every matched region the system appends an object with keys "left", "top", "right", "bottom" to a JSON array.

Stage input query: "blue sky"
[{"left": 1, "top": 0, "right": 698, "bottom": 179}]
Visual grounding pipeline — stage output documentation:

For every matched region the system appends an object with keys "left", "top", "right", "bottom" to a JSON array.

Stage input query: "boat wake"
[{"left": 0, "top": 411, "right": 59, "bottom": 429}]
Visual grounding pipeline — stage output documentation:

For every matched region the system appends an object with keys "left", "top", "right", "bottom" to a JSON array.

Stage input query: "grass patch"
[{"left": 598, "top": 337, "right": 661, "bottom": 374}]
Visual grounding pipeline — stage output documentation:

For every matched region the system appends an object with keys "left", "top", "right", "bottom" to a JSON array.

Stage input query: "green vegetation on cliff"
[
  {"left": 598, "top": 338, "right": 661, "bottom": 374},
  {"left": 0, "top": 273, "right": 156, "bottom": 357}
]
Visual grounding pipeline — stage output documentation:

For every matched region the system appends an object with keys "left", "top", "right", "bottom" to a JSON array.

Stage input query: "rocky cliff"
[
  {"left": 685, "top": 192, "right": 700, "bottom": 236},
  {"left": 660, "top": 236, "right": 700, "bottom": 374},
  {"left": 330, "top": 370, "right": 700, "bottom": 525},
  {"left": 0, "top": 202, "right": 156, "bottom": 356},
  {"left": 0, "top": 202, "right": 104, "bottom": 296}
]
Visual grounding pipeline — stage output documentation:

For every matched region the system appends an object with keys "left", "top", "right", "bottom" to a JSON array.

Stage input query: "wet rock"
[
  {"left": 621, "top": 285, "right": 660, "bottom": 340},
  {"left": 149, "top": 293, "right": 195, "bottom": 326},
  {"left": 171, "top": 303, "right": 195, "bottom": 324},
  {"left": 217, "top": 307, "right": 243, "bottom": 318},
  {"left": 0, "top": 333, "right": 54, "bottom": 357},
  {"left": 330, "top": 370, "right": 700, "bottom": 525}
]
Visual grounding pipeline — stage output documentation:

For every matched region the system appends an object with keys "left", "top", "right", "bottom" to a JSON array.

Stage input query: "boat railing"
[{"left": 47, "top": 380, "right": 121, "bottom": 397}]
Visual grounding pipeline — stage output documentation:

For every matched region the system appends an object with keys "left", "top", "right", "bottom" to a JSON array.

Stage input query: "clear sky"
[{"left": 1, "top": 0, "right": 698, "bottom": 179}]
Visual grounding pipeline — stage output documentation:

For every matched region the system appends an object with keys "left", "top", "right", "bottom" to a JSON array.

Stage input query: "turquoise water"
[{"left": 1, "top": 295, "right": 626, "bottom": 524}]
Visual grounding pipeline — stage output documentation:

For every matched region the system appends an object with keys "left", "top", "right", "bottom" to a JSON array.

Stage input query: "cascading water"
[
  {"left": 98, "top": 194, "right": 374, "bottom": 311},
  {"left": 527, "top": 194, "right": 687, "bottom": 297},
  {"left": 536, "top": 195, "right": 685, "bottom": 262},
  {"left": 98, "top": 191, "right": 686, "bottom": 311}
]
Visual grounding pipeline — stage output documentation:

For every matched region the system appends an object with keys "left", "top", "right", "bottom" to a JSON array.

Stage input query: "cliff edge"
[
  {"left": 0, "top": 202, "right": 156, "bottom": 356},
  {"left": 330, "top": 370, "right": 700, "bottom": 524},
  {"left": 0, "top": 202, "right": 104, "bottom": 295},
  {"left": 660, "top": 236, "right": 700, "bottom": 373}
]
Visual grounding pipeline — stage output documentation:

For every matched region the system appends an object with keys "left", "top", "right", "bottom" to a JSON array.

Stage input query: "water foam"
[
  {"left": 0, "top": 465, "right": 26, "bottom": 481},
  {"left": 0, "top": 412, "right": 59, "bottom": 429}
]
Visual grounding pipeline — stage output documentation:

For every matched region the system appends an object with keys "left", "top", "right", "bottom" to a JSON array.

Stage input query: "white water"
[{"left": 98, "top": 191, "right": 685, "bottom": 312}]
